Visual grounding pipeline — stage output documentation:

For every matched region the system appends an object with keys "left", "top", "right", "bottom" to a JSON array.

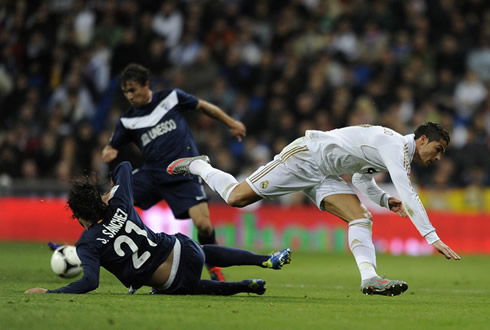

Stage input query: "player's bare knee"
[
  {"left": 194, "top": 221, "right": 213, "bottom": 234},
  {"left": 227, "top": 184, "right": 261, "bottom": 208},
  {"left": 360, "top": 204, "right": 373, "bottom": 221},
  {"left": 191, "top": 215, "right": 213, "bottom": 233},
  {"left": 227, "top": 193, "right": 249, "bottom": 208},
  {"left": 321, "top": 199, "right": 334, "bottom": 210},
  {"left": 365, "top": 211, "right": 373, "bottom": 221}
]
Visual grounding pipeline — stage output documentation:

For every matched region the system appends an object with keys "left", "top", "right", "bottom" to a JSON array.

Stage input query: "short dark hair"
[
  {"left": 414, "top": 122, "right": 450, "bottom": 145},
  {"left": 67, "top": 176, "right": 107, "bottom": 223},
  {"left": 120, "top": 63, "right": 150, "bottom": 86}
]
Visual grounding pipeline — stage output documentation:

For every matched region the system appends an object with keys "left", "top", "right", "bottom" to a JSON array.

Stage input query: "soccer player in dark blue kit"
[
  {"left": 25, "top": 161, "right": 292, "bottom": 295},
  {"left": 101, "top": 63, "right": 247, "bottom": 281}
]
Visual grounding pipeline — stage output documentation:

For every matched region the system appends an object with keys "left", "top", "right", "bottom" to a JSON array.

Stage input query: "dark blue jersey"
[
  {"left": 109, "top": 89, "right": 200, "bottom": 167},
  {"left": 47, "top": 162, "right": 176, "bottom": 293}
]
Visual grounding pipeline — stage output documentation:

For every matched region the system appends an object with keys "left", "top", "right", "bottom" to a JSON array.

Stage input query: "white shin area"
[
  {"left": 348, "top": 218, "right": 378, "bottom": 281},
  {"left": 190, "top": 161, "right": 238, "bottom": 204}
]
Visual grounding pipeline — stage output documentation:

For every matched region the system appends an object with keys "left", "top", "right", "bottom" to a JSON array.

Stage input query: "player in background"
[
  {"left": 168, "top": 122, "right": 461, "bottom": 296},
  {"left": 101, "top": 63, "right": 246, "bottom": 281},
  {"left": 25, "top": 161, "right": 291, "bottom": 295}
]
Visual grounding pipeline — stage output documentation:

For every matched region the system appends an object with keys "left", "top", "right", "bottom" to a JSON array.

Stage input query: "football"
[{"left": 50, "top": 245, "right": 83, "bottom": 278}]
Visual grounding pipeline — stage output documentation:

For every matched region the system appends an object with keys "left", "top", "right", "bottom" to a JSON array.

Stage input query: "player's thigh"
[
  {"left": 227, "top": 181, "right": 262, "bottom": 207},
  {"left": 160, "top": 177, "right": 208, "bottom": 219},
  {"left": 322, "top": 193, "right": 371, "bottom": 223},
  {"left": 188, "top": 202, "right": 212, "bottom": 231},
  {"left": 159, "top": 233, "right": 205, "bottom": 295},
  {"left": 132, "top": 168, "right": 160, "bottom": 210},
  {"left": 304, "top": 176, "right": 370, "bottom": 222},
  {"left": 246, "top": 140, "right": 322, "bottom": 200},
  {"left": 246, "top": 162, "right": 315, "bottom": 200}
]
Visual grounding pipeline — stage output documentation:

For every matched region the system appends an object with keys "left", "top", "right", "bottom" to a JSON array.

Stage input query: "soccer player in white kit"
[{"left": 168, "top": 122, "right": 461, "bottom": 296}]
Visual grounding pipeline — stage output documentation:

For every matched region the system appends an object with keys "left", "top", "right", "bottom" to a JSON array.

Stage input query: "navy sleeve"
[
  {"left": 107, "top": 161, "right": 134, "bottom": 212},
  {"left": 109, "top": 119, "right": 132, "bottom": 149},
  {"left": 46, "top": 243, "right": 100, "bottom": 294},
  {"left": 175, "top": 88, "right": 199, "bottom": 111}
]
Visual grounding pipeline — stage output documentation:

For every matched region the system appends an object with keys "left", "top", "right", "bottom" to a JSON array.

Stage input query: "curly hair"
[
  {"left": 414, "top": 122, "right": 450, "bottom": 145},
  {"left": 67, "top": 176, "right": 107, "bottom": 223}
]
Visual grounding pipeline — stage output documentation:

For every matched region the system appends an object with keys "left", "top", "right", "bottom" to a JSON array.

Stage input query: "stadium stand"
[{"left": 0, "top": 0, "right": 489, "bottom": 203}]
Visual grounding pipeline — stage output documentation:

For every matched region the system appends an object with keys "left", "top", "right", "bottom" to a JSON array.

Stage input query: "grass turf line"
[{"left": 0, "top": 242, "right": 488, "bottom": 330}]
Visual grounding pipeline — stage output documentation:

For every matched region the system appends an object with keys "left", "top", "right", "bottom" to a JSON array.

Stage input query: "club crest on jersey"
[
  {"left": 383, "top": 128, "right": 394, "bottom": 135},
  {"left": 259, "top": 180, "right": 269, "bottom": 189},
  {"left": 161, "top": 101, "right": 171, "bottom": 111}
]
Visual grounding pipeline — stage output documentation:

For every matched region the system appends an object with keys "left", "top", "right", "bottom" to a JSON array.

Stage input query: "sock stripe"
[
  {"left": 349, "top": 219, "right": 372, "bottom": 230},
  {"left": 222, "top": 183, "right": 238, "bottom": 202},
  {"left": 350, "top": 223, "right": 372, "bottom": 231}
]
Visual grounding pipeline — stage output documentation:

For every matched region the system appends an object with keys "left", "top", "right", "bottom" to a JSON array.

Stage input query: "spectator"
[
  {"left": 180, "top": 46, "right": 217, "bottom": 96},
  {"left": 152, "top": 1, "right": 183, "bottom": 48},
  {"left": 0, "top": 74, "right": 28, "bottom": 128},
  {"left": 330, "top": 18, "right": 359, "bottom": 63},
  {"left": 467, "top": 37, "right": 490, "bottom": 83},
  {"left": 169, "top": 31, "right": 201, "bottom": 67},
  {"left": 0, "top": 0, "right": 488, "bottom": 191},
  {"left": 72, "top": 0, "right": 96, "bottom": 48},
  {"left": 111, "top": 28, "right": 143, "bottom": 78},
  {"left": 71, "top": 119, "right": 97, "bottom": 176},
  {"left": 48, "top": 70, "right": 96, "bottom": 125},
  {"left": 453, "top": 70, "right": 487, "bottom": 123},
  {"left": 93, "top": 12, "right": 123, "bottom": 49},
  {"left": 34, "top": 131, "right": 64, "bottom": 178}
]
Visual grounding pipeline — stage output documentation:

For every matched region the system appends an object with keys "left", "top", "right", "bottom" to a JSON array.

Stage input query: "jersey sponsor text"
[{"left": 141, "top": 119, "right": 177, "bottom": 146}]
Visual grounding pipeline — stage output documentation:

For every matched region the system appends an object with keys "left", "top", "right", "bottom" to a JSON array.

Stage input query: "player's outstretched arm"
[
  {"left": 25, "top": 288, "right": 48, "bottom": 293},
  {"left": 196, "top": 100, "right": 246, "bottom": 141},
  {"left": 432, "top": 240, "right": 461, "bottom": 260}
]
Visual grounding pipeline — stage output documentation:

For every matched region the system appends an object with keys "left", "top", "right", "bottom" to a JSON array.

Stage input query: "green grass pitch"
[{"left": 0, "top": 242, "right": 489, "bottom": 330}]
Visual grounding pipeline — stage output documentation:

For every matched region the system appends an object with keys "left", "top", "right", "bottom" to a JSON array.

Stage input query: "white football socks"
[
  {"left": 348, "top": 218, "right": 378, "bottom": 281},
  {"left": 189, "top": 160, "right": 238, "bottom": 204}
]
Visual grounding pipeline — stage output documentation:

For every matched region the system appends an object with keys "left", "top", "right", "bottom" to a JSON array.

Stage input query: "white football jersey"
[{"left": 305, "top": 125, "right": 439, "bottom": 244}]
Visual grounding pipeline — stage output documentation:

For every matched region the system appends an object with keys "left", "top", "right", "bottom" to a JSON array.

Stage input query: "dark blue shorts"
[
  {"left": 154, "top": 233, "right": 205, "bottom": 295},
  {"left": 132, "top": 166, "right": 208, "bottom": 218}
]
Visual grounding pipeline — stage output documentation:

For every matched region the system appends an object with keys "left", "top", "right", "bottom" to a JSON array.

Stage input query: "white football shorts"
[{"left": 245, "top": 137, "right": 355, "bottom": 210}]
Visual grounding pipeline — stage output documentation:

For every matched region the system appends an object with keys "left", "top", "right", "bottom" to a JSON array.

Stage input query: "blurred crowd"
[{"left": 0, "top": 0, "right": 489, "bottom": 198}]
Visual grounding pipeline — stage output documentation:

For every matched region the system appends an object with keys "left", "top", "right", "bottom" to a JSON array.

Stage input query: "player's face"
[
  {"left": 415, "top": 137, "right": 447, "bottom": 167},
  {"left": 121, "top": 80, "right": 151, "bottom": 107}
]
